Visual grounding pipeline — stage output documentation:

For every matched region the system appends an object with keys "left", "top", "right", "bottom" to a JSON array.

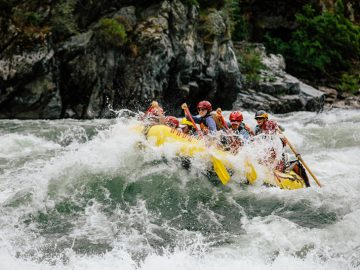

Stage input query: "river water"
[{"left": 0, "top": 109, "right": 359, "bottom": 270}]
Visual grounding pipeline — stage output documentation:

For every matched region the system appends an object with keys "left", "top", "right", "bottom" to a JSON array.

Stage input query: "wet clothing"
[
  {"left": 255, "top": 120, "right": 278, "bottom": 135},
  {"left": 255, "top": 119, "right": 286, "bottom": 171},
  {"left": 230, "top": 122, "right": 252, "bottom": 141},
  {"left": 188, "top": 114, "right": 217, "bottom": 134},
  {"left": 255, "top": 119, "right": 286, "bottom": 147},
  {"left": 144, "top": 105, "right": 165, "bottom": 125},
  {"left": 220, "top": 122, "right": 252, "bottom": 153}
]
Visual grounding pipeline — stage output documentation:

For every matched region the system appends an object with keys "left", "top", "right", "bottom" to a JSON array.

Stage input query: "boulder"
[{"left": 233, "top": 43, "right": 324, "bottom": 113}]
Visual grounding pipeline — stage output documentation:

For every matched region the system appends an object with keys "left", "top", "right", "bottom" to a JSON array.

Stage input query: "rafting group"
[{"left": 139, "top": 100, "right": 322, "bottom": 189}]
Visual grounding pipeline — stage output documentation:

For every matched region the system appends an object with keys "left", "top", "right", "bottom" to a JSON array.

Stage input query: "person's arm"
[
  {"left": 186, "top": 114, "right": 201, "bottom": 124},
  {"left": 244, "top": 123, "right": 255, "bottom": 136},
  {"left": 271, "top": 121, "right": 287, "bottom": 146},
  {"left": 181, "top": 103, "right": 203, "bottom": 124}
]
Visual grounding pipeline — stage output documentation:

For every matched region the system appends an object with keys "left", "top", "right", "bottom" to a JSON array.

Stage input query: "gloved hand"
[{"left": 181, "top": 103, "right": 188, "bottom": 110}]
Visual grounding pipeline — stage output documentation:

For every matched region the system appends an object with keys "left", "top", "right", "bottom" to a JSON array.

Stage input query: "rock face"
[
  {"left": 318, "top": 86, "right": 360, "bottom": 109},
  {"left": 0, "top": 0, "right": 242, "bottom": 118},
  {"left": 233, "top": 43, "right": 325, "bottom": 113},
  {"left": 0, "top": 0, "right": 329, "bottom": 119}
]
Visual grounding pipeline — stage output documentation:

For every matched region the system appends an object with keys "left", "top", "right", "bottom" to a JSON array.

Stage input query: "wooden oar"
[
  {"left": 278, "top": 130, "right": 322, "bottom": 187},
  {"left": 216, "top": 108, "right": 257, "bottom": 183},
  {"left": 182, "top": 105, "right": 230, "bottom": 185}
]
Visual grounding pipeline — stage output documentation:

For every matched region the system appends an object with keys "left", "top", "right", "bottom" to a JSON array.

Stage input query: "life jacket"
[
  {"left": 199, "top": 121, "right": 209, "bottom": 134},
  {"left": 198, "top": 113, "right": 223, "bottom": 132},
  {"left": 198, "top": 114, "right": 217, "bottom": 134},
  {"left": 210, "top": 112, "right": 225, "bottom": 131},
  {"left": 255, "top": 120, "right": 278, "bottom": 135},
  {"left": 234, "top": 123, "right": 251, "bottom": 140}
]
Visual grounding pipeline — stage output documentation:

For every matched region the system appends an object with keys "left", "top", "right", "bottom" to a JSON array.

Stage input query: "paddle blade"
[
  {"left": 245, "top": 160, "right": 257, "bottom": 184},
  {"left": 211, "top": 156, "right": 231, "bottom": 185}
]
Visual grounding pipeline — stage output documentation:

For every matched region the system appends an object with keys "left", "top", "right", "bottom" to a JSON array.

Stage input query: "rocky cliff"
[{"left": 0, "top": 0, "right": 326, "bottom": 119}]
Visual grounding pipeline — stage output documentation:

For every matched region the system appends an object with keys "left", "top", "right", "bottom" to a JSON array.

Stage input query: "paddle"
[
  {"left": 216, "top": 108, "right": 257, "bottom": 183},
  {"left": 182, "top": 104, "right": 231, "bottom": 185},
  {"left": 277, "top": 129, "right": 322, "bottom": 187}
]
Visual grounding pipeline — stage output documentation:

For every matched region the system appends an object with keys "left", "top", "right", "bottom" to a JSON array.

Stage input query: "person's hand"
[
  {"left": 181, "top": 103, "right": 188, "bottom": 110},
  {"left": 216, "top": 108, "right": 222, "bottom": 114},
  {"left": 278, "top": 132, "right": 287, "bottom": 144},
  {"left": 151, "top": 101, "right": 159, "bottom": 108}
]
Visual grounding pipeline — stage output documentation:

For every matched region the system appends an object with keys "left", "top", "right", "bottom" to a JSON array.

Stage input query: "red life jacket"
[{"left": 258, "top": 120, "right": 278, "bottom": 134}]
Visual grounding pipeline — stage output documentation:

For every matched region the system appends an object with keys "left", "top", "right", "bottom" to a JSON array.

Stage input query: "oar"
[
  {"left": 216, "top": 108, "right": 257, "bottom": 183},
  {"left": 182, "top": 105, "right": 230, "bottom": 185},
  {"left": 278, "top": 129, "right": 322, "bottom": 187}
]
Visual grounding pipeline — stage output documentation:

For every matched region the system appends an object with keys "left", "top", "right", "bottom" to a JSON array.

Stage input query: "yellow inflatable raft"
[{"left": 139, "top": 124, "right": 307, "bottom": 190}]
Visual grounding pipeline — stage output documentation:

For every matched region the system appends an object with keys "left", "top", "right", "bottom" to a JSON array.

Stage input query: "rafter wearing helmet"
[
  {"left": 254, "top": 110, "right": 287, "bottom": 172},
  {"left": 164, "top": 116, "right": 179, "bottom": 129},
  {"left": 219, "top": 111, "right": 254, "bottom": 154},
  {"left": 254, "top": 110, "right": 277, "bottom": 135},
  {"left": 229, "top": 111, "right": 255, "bottom": 138},
  {"left": 144, "top": 101, "right": 165, "bottom": 124},
  {"left": 145, "top": 101, "right": 164, "bottom": 117},
  {"left": 179, "top": 118, "right": 196, "bottom": 135},
  {"left": 181, "top": 101, "right": 217, "bottom": 135}
]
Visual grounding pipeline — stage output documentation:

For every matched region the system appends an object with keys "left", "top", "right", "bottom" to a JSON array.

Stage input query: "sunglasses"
[
  {"left": 198, "top": 108, "right": 207, "bottom": 112},
  {"left": 255, "top": 117, "right": 265, "bottom": 120}
]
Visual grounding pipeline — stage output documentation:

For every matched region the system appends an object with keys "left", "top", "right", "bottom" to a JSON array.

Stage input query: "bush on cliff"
[
  {"left": 236, "top": 46, "right": 264, "bottom": 88},
  {"left": 51, "top": 0, "right": 78, "bottom": 40},
  {"left": 97, "top": 18, "right": 127, "bottom": 48},
  {"left": 338, "top": 74, "right": 360, "bottom": 94},
  {"left": 264, "top": 0, "right": 360, "bottom": 91}
]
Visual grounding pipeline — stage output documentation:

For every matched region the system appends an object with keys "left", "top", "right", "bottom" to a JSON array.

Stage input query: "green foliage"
[
  {"left": 13, "top": 10, "right": 45, "bottom": 27},
  {"left": 50, "top": 0, "right": 78, "bottom": 39},
  {"left": 181, "top": 0, "right": 199, "bottom": 6},
  {"left": 97, "top": 18, "right": 127, "bottom": 48},
  {"left": 11, "top": 7, "right": 50, "bottom": 46},
  {"left": 237, "top": 46, "right": 265, "bottom": 87},
  {"left": 231, "top": 15, "right": 249, "bottom": 41},
  {"left": 264, "top": 0, "right": 360, "bottom": 84},
  {"left": 199, "top": 0, "right": 245, "bottom": 42},
  {"left": 200, "top": 9, "right": 226, "bottom": 43},
  {"left": 338, "top": 73, "right": 360, "bottom": 94},
  {"left": 224, "top": 0, "right": 249, "bottom": 41}
]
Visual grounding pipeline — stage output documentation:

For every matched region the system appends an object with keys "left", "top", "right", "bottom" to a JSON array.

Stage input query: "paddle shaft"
[
  {"left": 280, "top": 131, "right": 322, "bottom": 187},
  {"left": 216, "top": 110, "right": 237, "bottom": 145},
  {"left": 183, "top": 107, "right": 203, "bottom": 138},
  {"left": 217, "top": 111, "right": 230, "bottom": 131}
]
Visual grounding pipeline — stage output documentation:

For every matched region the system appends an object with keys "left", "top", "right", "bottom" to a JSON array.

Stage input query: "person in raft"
[
  {"left": 144, "top": 101, "right": 165, "bottom": 124},
  {"left": 222, "top": 111, "right": 254, "bottom": 153},
  {"left": 181, "top": 101, "right": 218, "bottom": 135},
  {"left": 254, "top": 110, "right": 310, "bottom": 186},
  {"left": 164, "top": 116, "right": 179, "bottom": 129},
  {"left": 229, "top": 111, "right": 254, "bottom": 139},
  {"left": 179, "top": 118, "right": 196, "bottom": 135},
  {"left": 253, "top": 110, "right": 286, "bottom": 171},
  {"left": 254, "top": 110, "right": 283, "bottom": 137}
]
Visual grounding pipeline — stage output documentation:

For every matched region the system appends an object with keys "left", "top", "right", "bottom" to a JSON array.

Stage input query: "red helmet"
[
  {"left": 229, "top": 111, "right": 243, "bottom": 124},
  {"left": 146, "top": 106, "right": 163, "bottom": 116},
  {"left": 165, "top": 116, "right": 179, "bottom": 128},
  {"left": 197, "top": 100, "right": 212, "bottom": 112}
]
